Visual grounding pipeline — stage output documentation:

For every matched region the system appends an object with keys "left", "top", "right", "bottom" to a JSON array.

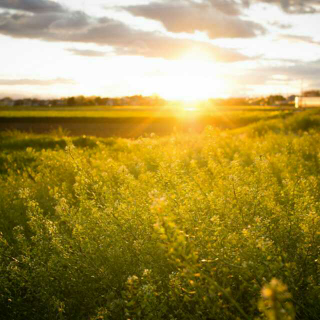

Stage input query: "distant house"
[{"left": 295, "top": 97, "right": 320, "bottom": 108}]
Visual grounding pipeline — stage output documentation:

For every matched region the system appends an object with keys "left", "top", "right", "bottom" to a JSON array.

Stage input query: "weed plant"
[{"left": 0, "top": 111, "right": 319, "bottom": 319}]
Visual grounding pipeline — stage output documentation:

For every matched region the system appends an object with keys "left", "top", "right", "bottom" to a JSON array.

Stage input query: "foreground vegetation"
[{"left": 1, "top": 110, "right": 320, "bottom": 319}]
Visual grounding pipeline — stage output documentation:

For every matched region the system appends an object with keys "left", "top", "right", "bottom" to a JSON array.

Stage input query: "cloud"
[
  {"left": 248, "top": 0, "right": 320, "bottom": 14},
  {"left": 0, "top": 0, "right": 250, "bottom": 62},
  {"left": 268, "top": 21, "right": 292, "bottom": 29},
  {"left": 120, "top": 0, "right": 320, "bottom": 40},
  {"left": 0, "top": 78, "right": 76, "bottom": 86},
  {"left": 67, "top": 48, "right": 108, "bottom": 57},
  {"left": 67, "top": 22, "right": 250, "bottom": 62},
  {"left": 0, "top": 0, "right": 65, "bottom": 13},
  {"left": 111, "top": 32, "right": 249, "bottom": 62},
  {"left": 266, "top": 59, "right": 320, "bottom": 90},
  {"left": 65, "top": 21, "right": 250, "bottom": 61},
  {"left": 229, "top": 59, "right": 320, "bottom": 88},
  {"left": 48, "top": 11, "right": 91, "bottom": 31},
  {"left": 122, "top": 0, "right": 265, "bottom": 39},
  {"left": 0, "top": 10, "right": 91, "bottom": 35},
  {"left": 281, "top": 59, "right": 320, "bottom": 79},
  {"left": 208, "top": 0, "right": 242, "bottom": 15},
  {"left": 279, "top": 34, "right": 320, "bottom": 45}
]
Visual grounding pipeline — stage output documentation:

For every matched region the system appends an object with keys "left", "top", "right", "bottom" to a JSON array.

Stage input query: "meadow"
[
  {"left": 0, "top": 105, "right": 291, "bottom": 118},
  {"left": 0, "top": 106, "right": 168, "bottom": 118},
  {"left": 0, "top": 109, "right": 320, "bottom": 319},
  {"left": 0, "top": 105, "right": 294, "bottom": 138}
]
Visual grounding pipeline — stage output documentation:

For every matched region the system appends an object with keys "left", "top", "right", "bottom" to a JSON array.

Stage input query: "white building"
[{"left": 295, "top": 97, "right": 320, "bottom": 108}]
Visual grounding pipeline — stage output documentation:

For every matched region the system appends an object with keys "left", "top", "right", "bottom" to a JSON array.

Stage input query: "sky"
[{"left": 0, "top": 0, "right": 320, "bottom": 100}]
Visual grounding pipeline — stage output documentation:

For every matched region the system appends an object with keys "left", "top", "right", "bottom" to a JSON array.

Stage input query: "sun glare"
[
  {"left": 156, "top": 50, "right": 228, "bottom": 101},
  {"left": 160, "top": 75, "right": 224, "bottom": 101},
  {"left": 157, "top": 73, "right": 226, "bottom": 102},
  {"left": 67, "top": 50, "right": 228, "bottom": 101}
]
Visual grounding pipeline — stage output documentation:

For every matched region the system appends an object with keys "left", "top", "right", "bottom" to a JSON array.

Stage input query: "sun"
[
  {"left": 160, "top": 75, "right": 225, "bottom": 101},
  {"left": 152, "top": 51, "right": 228, "bottom": 101}
]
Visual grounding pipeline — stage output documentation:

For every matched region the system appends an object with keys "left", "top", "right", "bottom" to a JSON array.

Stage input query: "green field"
[
  {"left": 1, "top": 110, "right": 320, "bottom": 319},
  {"left": 0, "top": 106, "right": 166, "bottom": 118},
  {"left": 0, "top": 105, "right": 297, "bottom": 138},
  {"left": 0, "top": 105, "right": 292, "bottom": 118}
]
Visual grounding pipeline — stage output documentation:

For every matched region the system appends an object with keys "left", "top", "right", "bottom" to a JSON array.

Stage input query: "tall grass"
[{"left": 0, "top": 111, "right": 319, "bottom": 319}]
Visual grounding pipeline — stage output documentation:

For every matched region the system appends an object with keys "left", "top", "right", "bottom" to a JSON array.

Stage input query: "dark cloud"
[
  {"left": 67, "top": 48, "right": 108, "bottom": 57},
  {"left": 0, "top": 78, "right": 76, "bottom": 86},
  {"left": 49, "top": 11, "right": 91, "bottom": 31},
  {"left": 121, "top": 0, "right": 319, "bottom": 40},
  {"left": 249, "top": 0, "right": 320, "bottom": 14},
  {"left": 122, "top": 0, "right": 265, "bottom": 39},
  {"left": 0, "top": 0, "right": 65, "bottom": 13},
  {"left": 0, "top": 0, "right": 250, "bottom": 62},
  {"left": 0, "top": 10, "right": 91, "bottom": 35}
]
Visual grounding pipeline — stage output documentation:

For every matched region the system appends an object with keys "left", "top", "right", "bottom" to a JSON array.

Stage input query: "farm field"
[
  {"left": 0, "top": 106, "right": 170, "bottom": 118},
  {"left": 0, "top": 105, "right": 295, "bottom": 137},
  {"left": 1, "top": 110, "right": 320, "bottom": 319},
  {"left": 0, "top": 105, "right": 294, "bottom": 117}
]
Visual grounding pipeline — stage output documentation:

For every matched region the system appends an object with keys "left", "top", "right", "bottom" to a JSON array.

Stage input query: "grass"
[
  {"left": 0, "top": 106, "right": 295, "bottom": 139},
  {"left": 0, "top": 109, "right": 163, "bottom": 118},
  {"left": 0, "top": 105, "right": 292, "bottom": 118},
  {"left": 0, "top": 110, "right": 319, "bottom": 320}
]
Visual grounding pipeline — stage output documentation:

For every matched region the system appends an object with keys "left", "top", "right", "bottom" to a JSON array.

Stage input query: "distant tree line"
[
  {"left": 0, "top": 95, "right": 167, "bottom": 107},
  {"left": 0, "top": 93, "right": 313, "bottom": 108},
  {"left": 303, "top": 90, "right": 320, "bottom": 97},
  {"left": 209, "top": 95, "right": 296, "bottom": 107},
  {"left": 65, "top": 95, "right": 166, "bottom": 107}
]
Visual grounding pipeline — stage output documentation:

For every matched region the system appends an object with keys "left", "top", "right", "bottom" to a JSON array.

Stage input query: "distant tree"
[
  {"left": 15, "top": 99, "right": 23, "bottom": 106},
  {"left": 67, "top": 97, "right": 76, "bottom": 106},
  {"left": 95, "top": 97, "right": 102, "bottom": 105},
  {"left": 303, "top": 90, "right": 320, "bottom": 97},
  {"left": 77, "top": 95, "right": 86, "bottom": 105},
  {"left": 267, "top": 95, "right": 286, "bottom": 105}
]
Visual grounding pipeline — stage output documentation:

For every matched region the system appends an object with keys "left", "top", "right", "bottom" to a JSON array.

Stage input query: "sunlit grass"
[
  {"left": 1, "top": 110, "right": 319, "bottom": 319},
  {"left": 0, "top": 105, "right": 292, "bottom": 118}
]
